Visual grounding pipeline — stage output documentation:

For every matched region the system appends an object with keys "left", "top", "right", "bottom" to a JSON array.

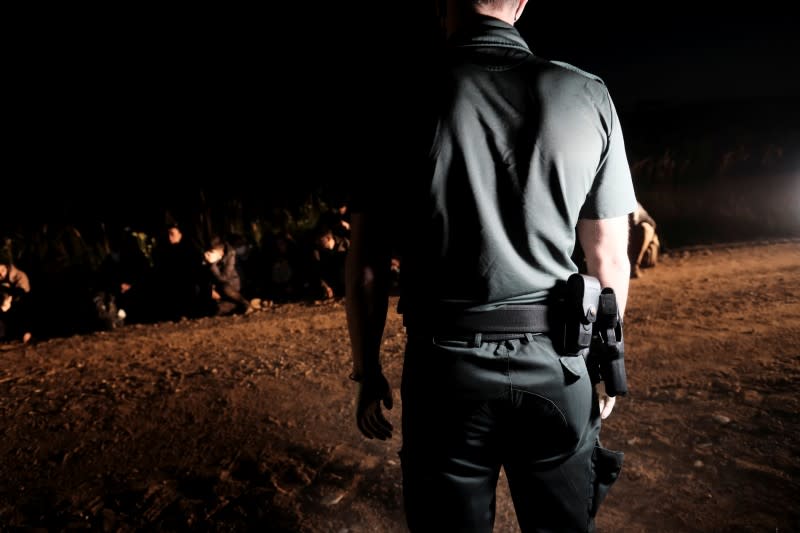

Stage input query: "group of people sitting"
[
  {"left": 1, "top": 199, "right": 658, "bottom": 344},
  {"left": 95, "top": 217, "right": 353, "bottom": 329},
  {"left": 0, "top": 206, "right": 354, "bottom": 343}
]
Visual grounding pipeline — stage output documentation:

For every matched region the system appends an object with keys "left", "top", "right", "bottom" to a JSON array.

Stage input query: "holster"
[{"left": 560, "top": 274, "right": 601, "bottom": 357}]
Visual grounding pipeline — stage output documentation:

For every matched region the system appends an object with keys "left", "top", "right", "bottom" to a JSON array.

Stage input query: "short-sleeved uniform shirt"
[{"left": 354, "top": 16, "right": 637, "bottom": 317}]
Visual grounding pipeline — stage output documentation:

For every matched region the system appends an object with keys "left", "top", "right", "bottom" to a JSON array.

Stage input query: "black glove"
[{"left": 355, "top": 372, "right": 394, "bottom": 440}]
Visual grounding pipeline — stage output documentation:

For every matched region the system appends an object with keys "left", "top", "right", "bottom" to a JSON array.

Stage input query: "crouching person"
[{"left": 0, "top": 261, "right": 33, "bottom": 344}]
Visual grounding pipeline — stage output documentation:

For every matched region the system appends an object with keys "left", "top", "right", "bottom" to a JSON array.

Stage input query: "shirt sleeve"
[{"left": 579, "top": 88, "right": 638, "bottom": 220}]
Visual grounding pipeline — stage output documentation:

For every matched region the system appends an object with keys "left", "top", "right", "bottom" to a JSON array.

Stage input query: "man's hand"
[
  {"left": 204, "top": 249, "right": 223, "bottom": 264},
  {"left": 321, "top": 281, "right": 335, "bottom": 300},
  {"left": 356, "top": 372, "right": 394, "bottom": 440},
  {"left": 1, "top": 294, "right": 11, "bottom": 313},
  {"left": 596, "top": 382, "right": 616, "bottom": 419}
]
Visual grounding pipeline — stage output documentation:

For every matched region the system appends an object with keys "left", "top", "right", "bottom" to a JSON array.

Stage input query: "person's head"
[
  {"left": 318, "top": 232, "right": 336, "bottom": 251},
  {"left": 203, "top": 236, "right": 226, "bottom": 264},
  {"left": 442, "top": 0, "right": 528, "bottom": 35},
  {"left": 314, "top": 224, "right": 336, "bottom": 251},
  {"left": 167, "top": 224, "right": 183, "bottom": 245}
]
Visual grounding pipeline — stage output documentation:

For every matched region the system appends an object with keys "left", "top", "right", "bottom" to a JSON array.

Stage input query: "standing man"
[{"left": 345, "top": 1, "right": 637, "bottom": 531}]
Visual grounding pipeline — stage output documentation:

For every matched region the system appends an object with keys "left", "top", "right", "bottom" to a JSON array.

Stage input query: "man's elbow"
[
  {"left": 585, "top": 249, "right": 629, "bottom": 277},
  {"left": 346, "top": 250, "right": 384, "bottom": 296}
]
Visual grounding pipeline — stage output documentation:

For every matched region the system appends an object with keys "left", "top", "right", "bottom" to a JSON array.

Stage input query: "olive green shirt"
[{"left": 355, "top": 17, "right": 637, "bottom": 316}]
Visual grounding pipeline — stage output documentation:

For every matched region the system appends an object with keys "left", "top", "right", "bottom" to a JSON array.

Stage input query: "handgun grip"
[
  {"left": 601, "top": 344, "right": 627, "bottom": 396},
  {"left": 596, "top": 288, "right": 628, "bottom": 396}
]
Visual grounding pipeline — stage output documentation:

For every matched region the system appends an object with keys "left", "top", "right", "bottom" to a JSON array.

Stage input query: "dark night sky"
[
  {"left": 516, "top": 8, "right": 799, "bottom": 110},
  {"left": 13, "top": 8, "right": 797, "bottom": 130},
  {"left": 5, "top": 5, "right": 799, "bottom": 222}
]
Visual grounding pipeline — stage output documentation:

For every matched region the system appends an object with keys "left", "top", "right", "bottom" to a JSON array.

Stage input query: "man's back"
[{"left": 400, "top": 16, "right": 636, "bottom": 313}]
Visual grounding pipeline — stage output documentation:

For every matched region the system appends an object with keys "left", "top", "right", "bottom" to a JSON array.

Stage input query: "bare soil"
[{"left": 1, "top": 241, "right": 798, "bottom": 532}]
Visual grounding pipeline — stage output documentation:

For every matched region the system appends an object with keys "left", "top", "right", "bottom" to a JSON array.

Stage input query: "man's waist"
[{"left": 402, "top": 303, "right": 555, "bottom": 336}]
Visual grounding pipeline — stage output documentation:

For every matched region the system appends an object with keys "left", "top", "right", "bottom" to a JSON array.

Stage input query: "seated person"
[
  {"left": 318, "top": 200, "right": 351, "bottom": 239},
  {"left": 628, "top": 201, "right": 660, "bottom": 278},
  {"left": 96, "top": 230, "right": 150, "bottom": 326},
  {"left": 203, "top": 237, "right": 253, "bottom": 316},
  {"left": 0, "top": 261, "right": 33, "bottom": 344},
  {"left": 308, "top": 223, "right": 349, "bottom": 300},
  {"left": 151, "top": 223, "right": 206, "bottom": 321},
  {"left": 264, "top": 231, "right": 302, "bottom": 303}
]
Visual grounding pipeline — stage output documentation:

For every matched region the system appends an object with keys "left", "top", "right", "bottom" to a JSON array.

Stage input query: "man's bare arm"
[
  {"left": 577, "top": 215, "right": 631, "bottom": 317},
  {"left": 577, "top": 214, "right": 631, "bottom": 416},
  {"left": 345, "top": 212, "right": 395, "bottom": 440},
  {"left": 345, "top": 213, "right": 392, "bottom": 379}
]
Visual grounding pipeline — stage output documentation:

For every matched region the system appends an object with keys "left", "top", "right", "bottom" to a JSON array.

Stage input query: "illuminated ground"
[{"left": 1, "top": 241, "right": 798, "bottom": 532}]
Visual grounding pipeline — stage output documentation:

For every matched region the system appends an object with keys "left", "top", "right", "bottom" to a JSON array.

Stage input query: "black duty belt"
[{"left": 403, "top": 304, "right": 553, "bottom": 342}]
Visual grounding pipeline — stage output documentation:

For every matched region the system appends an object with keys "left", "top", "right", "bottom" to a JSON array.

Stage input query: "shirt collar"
[{"left": 448, "top": 15, "right": 532, "bottom": 55}]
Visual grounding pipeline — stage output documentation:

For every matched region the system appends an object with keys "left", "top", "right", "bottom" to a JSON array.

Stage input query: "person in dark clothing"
[
  {"left": 309, "top": 223, "right": 349, "bottom": 300},
  {"left": 263, "top": 230, "right": 302, "bottom": 303},
  {"left": 0, "top": 261, "right": 33, "bottom": 343},
  {"left": 227, "top": 232, "right": 260, "bottom": 298},
  {"left": 345, "top": 1, "right": 636, "bottom": 531},
  {"left": 151, "top": 223, "right": 206, "bottom": 321},
  {"left": 203, "top": 236, "right": 253, "bottom": 316},
  {"left": 319, "top": 201, "right": 352, "bottom": 240},
  {"left": 96, "top": 230, "right": 150, "bottom": 326}
]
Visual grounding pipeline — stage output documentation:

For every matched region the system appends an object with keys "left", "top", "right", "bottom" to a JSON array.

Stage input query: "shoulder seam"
[{"left": 549, "top": 60, "right": 606, "bottom": 85}]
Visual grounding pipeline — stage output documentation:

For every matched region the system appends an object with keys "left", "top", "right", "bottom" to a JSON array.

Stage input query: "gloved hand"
[
  {"left": 596, "top": 381, "right": 616, "bottom": 419},
  {"left": 356, "top": 372, "right": 394, "bottom": 440}
]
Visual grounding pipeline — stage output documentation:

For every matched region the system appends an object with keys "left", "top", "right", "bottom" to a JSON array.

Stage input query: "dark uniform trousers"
[{"left": 400, "top": 331, "right": 623, "bottom": 533}]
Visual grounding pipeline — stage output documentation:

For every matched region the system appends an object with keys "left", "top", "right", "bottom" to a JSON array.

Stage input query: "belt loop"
[
  {"left": 524, "top": 332, "right": 534, "bottom": 343},
  {"left": 473, "top": 332, "right": 482, "bottom": 347}
]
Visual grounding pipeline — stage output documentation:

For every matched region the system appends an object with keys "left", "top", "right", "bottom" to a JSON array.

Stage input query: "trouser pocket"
[{"left": 589, "top": 443, "right": 624, "bottom": 517}]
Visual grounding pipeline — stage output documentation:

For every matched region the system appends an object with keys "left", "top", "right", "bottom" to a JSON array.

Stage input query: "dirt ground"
[{"left": 0, "top": 240, "right": 798, "bottom": 532}]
